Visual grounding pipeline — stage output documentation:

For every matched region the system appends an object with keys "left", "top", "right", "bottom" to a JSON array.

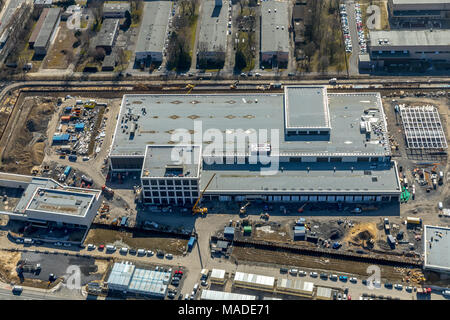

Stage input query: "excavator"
[
  {"left": 239, "top": 202, "right": 250, "bottom": 215},
  {"left": 192, "top": 173, "right": 216, "bottom": 215},
  {"left": 185, "top": 83, "right": 195, "bottom": 94}
]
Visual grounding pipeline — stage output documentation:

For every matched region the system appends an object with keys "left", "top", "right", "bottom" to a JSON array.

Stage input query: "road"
[{"left": 0, "top": 285, "right": 84, "bottom": 300}]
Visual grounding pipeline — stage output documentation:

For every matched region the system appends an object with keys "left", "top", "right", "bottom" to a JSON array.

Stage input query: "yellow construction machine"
[
  {"left": 239, "top": 202, "right": 250, "bottom": 215},
  {"left": 192, "top": 173, "right": 216, "bottom": 215},
  {"left": 185, "top": 83, "right": 195, "bottom": 94}
]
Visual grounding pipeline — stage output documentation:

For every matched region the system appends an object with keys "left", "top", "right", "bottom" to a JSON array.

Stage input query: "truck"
[
  {"left": 387, "top": 235, "right": 396, "bottom": 248},
  {"left": 384, "top": 218, "right": 390, "bottom": 232},
  {"left": 187, "top": 236, "right": 196, "bottom": 251},
  {"left": 417, "top": 287, "right": 431, "bottom": 295},
  {"left": 102, "top": 185, "right": 114, "bottom": 197}
]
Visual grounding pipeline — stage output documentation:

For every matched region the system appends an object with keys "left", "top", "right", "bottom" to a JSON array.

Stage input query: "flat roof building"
[
  {"left": 106, "top": 261, "right": 170, "bottom": 297},
  {"left": 108, "top": 87, "right": 400, "bottom": 206},
  {"left": 276, "top": 279, "right": 314, "bottom": 297},
  {"left": 423, "top": 225, "right": 450, "bottom": 274},
  {"left": 135, "top": 0, "right": 172, "bottom": 63},
  {"left": 210, "top": 268, "right": 226, "bottom": 284},
  {"left": 260, "top": 0, "right": 290, "bottom": 66},
  {"left": 388, "top": 0, "right": 450, "bottom": 26},
  {"left": 316, "top": 286, "right": 332, "bottom": 300},
  {"left": 197, "top": 0, "right": 228, "bottom": 67},
  {"left": 368, "top": 29, "right": 450, "bottom": 66},
  {"left": 95, "top": 19, "right": 120, "bottom": 55},
  {"left": 29, "top": 8, "right": 50, "bottom": 48},
  {"left": 201, "top": 289, "right": 257, "bottom": 300},
  {"left": 34, "top": 7, "right": 61, "bottom": 56},
  {"left": 0, "top": 172, "right": 101, "bottom": 230},
  {"left": 233, "top": 272, "right": 275, "bottom": 292},
  {"left": 103, "top": 2, "right": 130, "bottom": 18}
]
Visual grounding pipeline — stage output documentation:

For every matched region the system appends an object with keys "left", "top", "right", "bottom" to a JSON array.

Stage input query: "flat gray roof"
[
  {"left": 424, "top": 225, "right": 450, "bottom": 273},
  {"left": 103, "top": 2, "right": 130, "bottom": 12},
  {"left": 200, "top": 161, "right": 400, "bottom": 194},
  {"left": 135, "top": 1, "right": 171, "bottom": 54},
  {"left": 96, "top": 18, "right": 119, "bottom": 47},
  {"left": 34, "top": 7, "right": 60, "bottom": 49},
  {"left": 26, "top": 188, "right": 95, "bottom": 217},
  {"left": 197, "top": 0, "right": 228, "bottom": 53},
  {"left": 369, "top": 30, "right": 450, "bottom": 48},
  {"left": 391, "top": 0, "right": 450, "bottom": 5},
  {"left": 142, "top": 145, "right": 201, "bottom": 178},
  {"left": 260, "top": 0, "right": 290, "bottom": 53},
  {"left": 110, "top": 91, "right": 390, "bottom": 158},
  {"left": 285, "top": 86, "right": 330, "bottom": 130}
]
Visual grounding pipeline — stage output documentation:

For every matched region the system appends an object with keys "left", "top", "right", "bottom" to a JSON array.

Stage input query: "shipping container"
[
  {"left": 406, "top": 217, "right": 422, "bottom": 225},
  {"left": 61, "top": 116, "right": 71, "bottom": 122},
  {"left": 64, "top": 166, "right": 71, "bottom": 176}
]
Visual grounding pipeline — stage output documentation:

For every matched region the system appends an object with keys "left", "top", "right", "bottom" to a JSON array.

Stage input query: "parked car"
[
  {"left": 310, "top": 272, "right": 318, "bottom": 278},
  {"left": 54, "top": 242, "right": 62, "bottom": 246},
  {"left": 201, "top": 280, "right": 208, "bottom": 286},
  {"left": 87, "top": 244, "right": 96, "bottom": 250},
  {"left": 147, "top": 250, "right": 154, "bottom": 256},
  {"left": 330, "top": 274, "right": 338, "bottom": 281},
  {"left": 339, "top": 275, "right": 348, "bottom": 282},
  {"left": 394, "top": 284, "right": 403, "bottom": 290},
  {"left": 165, "top": 253, "right": 173, "bottom": 259},
  {"left": 349, "top": 277, "right": 357, "bottom": 283},
  {"left": 280, "top": 267, "right": 288, "bottom": 273},
  {"left": 320, "top": 273, "right": 328, "bottom": 279},
  {"left": 298, "top": 271, "right": 307, "bottom": 277}
]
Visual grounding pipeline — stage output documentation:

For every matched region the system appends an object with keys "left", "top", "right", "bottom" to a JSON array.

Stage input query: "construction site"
[{"left": 0, "top": 81, "right": 447, "bottom": 300}]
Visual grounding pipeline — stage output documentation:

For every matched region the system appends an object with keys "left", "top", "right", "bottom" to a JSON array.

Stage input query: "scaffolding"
[{"left": 400, "top": 106, "right": 448, "bottom": 150}]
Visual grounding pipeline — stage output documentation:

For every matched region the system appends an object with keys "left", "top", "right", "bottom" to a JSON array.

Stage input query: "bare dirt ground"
[
  {"left": 0, "top": 96, "right": 57, "bottom": 174},
  {"left": 84, "top": 227, "right": 188, "bottom": 255},
  {"left": 41, "top": 23, "right": 77, "bottom": 70}
]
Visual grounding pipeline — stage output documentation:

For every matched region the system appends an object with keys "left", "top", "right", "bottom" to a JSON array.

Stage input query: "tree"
[
  {"left": 319, "top": 55, "right": 330, "bottom": 73},
  {"left": 235, "top": 50, "right": 247, "bottom": 71}
]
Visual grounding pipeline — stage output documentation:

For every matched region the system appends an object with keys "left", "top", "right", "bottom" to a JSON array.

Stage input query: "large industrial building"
[
  {"left": 388, "top": 0, "right": 450, "bottom": 26},
  {"left": 423, "top": 225, "right": 450, "bottom": 274},
  {"left": 368, "top": 29, "right": 450, "bottom": 67},
  {"left": 196, "top": 0, "right": 228, "bottom": 67},
  {"left": 0, "top": 172, "right": 101, "bottom": 229},
  {"left": 260, "top": 0, "right": 290, "bottom": 67},
  {"left": 108, "top": 86, "right": 401, "bottom": 206},
  {"left": 135, "top": 0, "right": 172, "bottom": 64},
  {"left": 33, "top": 7, "right": 61, "bottom": 56}
]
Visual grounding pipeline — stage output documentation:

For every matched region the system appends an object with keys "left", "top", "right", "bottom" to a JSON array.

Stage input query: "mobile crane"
[{"left": 192, "top": 173, "right": 216, "bottom": 215}]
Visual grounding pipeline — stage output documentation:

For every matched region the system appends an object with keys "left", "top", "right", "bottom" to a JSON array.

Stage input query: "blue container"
[
  {"left": 187, "top": 237, "right": 196, "bottom": 251},
  {"left": 64, "top": 107, "right": 72, "bottom": 113},
  {"left": 75, "top": 123, "right": 85, "bottom": 131},
  {"left": 63, "top": 166, "right": 71, "bottom": 176},
  {"left": 120, "top": 217, "right": 128, "bottom": 226}
]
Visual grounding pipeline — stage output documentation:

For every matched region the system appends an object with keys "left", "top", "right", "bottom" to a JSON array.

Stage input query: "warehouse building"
[
  {"left": 368, "top": 29, "right": 450, "bottom": 67},
  {"left": 103, "top": 2, "right": 130, "bottom": 18},
  {"left": 95, "top": 18, "right": 120, "bottom": 55},
  {"left": 0, "top": 172, "right": 101, "bottom": 229},
  {"left": 196, "top": 0, "right": 228, "bottom": 68},
  {"left": 201, "top": 289, "right": 257, "bottom": 300},
  {"left": 423, "top": 225, "right": 450, "bottom": 274},
  {"left": 276, "top": 279, "right": 314, "bottom": 297},
  {"left": 135, "top": 0, "right": 172, "bottom": 64},
  {"left": 388, "top": 0, "right": 450, "bottom": 27},
  {"left": 260, "top": 0, "right": 290, "bottom": 67},
  {"left": 233, "top": 272, "right": 275, "bottom": 292},
  {"left": 108, "top": 87, "right": 401, "bottom": 205},
  {"left": 106, "top": 261, "right": 171, "bottom": 297},
  {"left": 210, "top": 268, "right": 226, "bottom": 284},
  {"left": 316, "top": 286, "right": 332, "bottom": 300},
  {"left": 29, "top": 8, "right": 51, "bottom": 48},
  {"left": 33, "top": 7, "right": 61, "bottom": 56}
]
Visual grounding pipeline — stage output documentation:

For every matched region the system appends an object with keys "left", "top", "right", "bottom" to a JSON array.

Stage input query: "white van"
[
  {"left": 106, "top": 245, "right": 116, "bottom": 252},
  {"left": 193, "top": 283, "right": 199, "bottom": 293},
  {"left": 438, "top": 202, "right": 443, "bottom": 210}
]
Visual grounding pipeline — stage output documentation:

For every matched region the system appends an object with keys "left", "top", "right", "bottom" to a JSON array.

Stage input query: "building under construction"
[{"left": 108, "top": 86, "right": 401, "bottom": 205}]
